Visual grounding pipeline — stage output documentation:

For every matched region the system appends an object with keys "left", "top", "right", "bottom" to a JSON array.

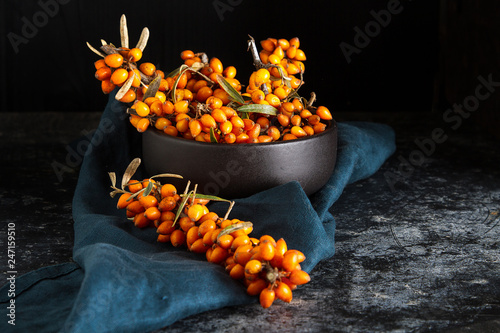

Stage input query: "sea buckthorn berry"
[
  {"left": 229, "top": 263, "right": 245, "bottom": 280},
  {"left": 267, "top": 126, "right": 281, "bottom": 141},
  {"left": 209, "top": 57, "right": 223, "bottom": 74},
  {"left": 221, "top": 106, "right": 236, "bottom": 118},
  {"left": 176, "top": 118, "right": 189, "bottom": 133},
  {"left": 291, "top": 115, "right": 302, "bottom": 126},
  {"left": 282, "top": 251, "right": 299, "bottom": 272},
  {"left": 289, "top": 75, "right": 302, "bottom": 89},
  {"left": 127, "top": 179, "right": 142, "bottom": 193},
  {"left": 247, "top": 278, "right": 268, "bottom": 296},
  {"left": 145, "top": 206, "right": 161, "bottom": 220},
  {"left": 254, "top": 68, "right": 271, "bottom": 86},
  {"left": 300, "top": 109, "right": 312, "bottom": 119},
  {"left": 273, "top": 86, "right": 288, "bottom": 100},
  {"left": 303, "top": 125, "right": 314, "bottom": 136},
  {"left": 159, "top": 78, "right": 169, "bottom": 91},
  {"left": 180, "top": 50, "right": 195, "bottom": 60},
  {"left": 242, "top": 119, "right": 255, "bottom": 131},
  {"left": 189, "top": 119, "right": 202, "bottom": 137},
  {"left": 211, "top": 108, "right": 227, "bottom": 123},
  {"left": 291, "top": 126, "right": 307, "bottom": 137},
  {"left": 128, "top": 69, "right": 142, "bottom": 88},
  {"left": 294, "top": 48, "right": 307, "bottom": 61},
  {"left": 162, "top": 100, "right": 174, "bottom": 115},
  {"left": 127, "top": 48, "right": 142, "bottom": 62},
  {"left": 231, "top": 235, "right": 251, "bottom": 251},
  {"left": 184, "top": 226, "right": 199, "bottom": 247},
  {"left": 256, "top": 117, "right": 270, "bottom": 131},
  {"left": 282, "top": 102, "right": 295, "bottom": 113},
  {"left": 223, "top": 65, "right": 237, "bottom": 79},
  {"left": 286, "top": 45, "right": 297, "bottom": 59},
  {"left": 136, "top": 117, "right": 150, "bottom": 132},
  {"left": 198, "top": 220, "right": 216, "bottom": 237},
  {"left": 150, "top": 100, "right": 163, "bottom": 116},
  {"left": 95, "top": 66, "right": 111, "bottom": 81},
  {"left": 139, "top": 195, "right": 157, "bottom": 209},
  {"left": 104, "top": 53, "right": 123, "bottom": 68},
  {"left": 289, "top": 270, "right": 311, "bottom": 285},
  {"left": 110, "top": 68, "right": 129, "bottom": 86},
  {"left": 217, "top": 234, "right": 234, "bottom": 250},
  {"left": 155, "top": 91, "right": 166, "bottom": 103},
  {"left": 174, "top": 100, "right": 189, "bottom": 114},
  {"left": 133, "top": 100, "right": 150, "bottom": 117},
  {"left": 259, "top": 287, "right": 275, "bottom": 309},
  {"left": 101, "top": 79, "right": 116, "bottom": 94},
  {"left": 251, "top": 89, "right": 265, "bottom": 104},
  {"left": 160, "top": 211, "right": 175, "bottom": 222},
  {"left": 224, "top": 133, "right": 236, "bottom": 144},
  {"left": 245, "top": 259, "right": 263, "bottom": 275},
  {"left": 278, "top": 38, "right": 290, "bottom": 50},
  {"left": 307, "top": 114, "right": 321, "bottom": 125},
  {"left": 259, "top": 50, "right": 271, "bottom": 64},
  {"left": 157, "top": 234, "right": 170, "bottom": 243},
  {"left": 265, "top": 93, "right": 281, "bottom": 108},
  {"left": 246, "top": 123, "right": 261, "bottom": 139},
  {"left": 289, "top": 37, "right": 300, "bottom": 48},
  {"left": 256, "top": 135, "right": 271, "bottom": 143},
  {"left": 199, "top": 211, "right": 218, "bottom": 224},
  {"left": 225, "top": 78, "right": 241, "bottom": 91},
  {"left": 158, "top": 196, "right": 177, "bottom": 211},
  {"left": 267, "top": 54, "right": 281, "bottom": 65},
  {"left": 183, "top": 89, "right": 193, "bottom": 102},
  {"left": 213, "top": 88, "right": 231, "bottom": 105},
  {"left": 119, "top": 89, "right": 136, "bottom": 103},
  {"left": 170, "top": 229, "right": 186, "bottom": 247},
  {"left": 206, "top": 96, "right": 223, "bottom": 110},
  {"left": 209, "top": 245, "right": 229, "bottom": 264},
  {"left": 200, "top": 114, "right": 217, "bottom": 128},
  {"left": 313, "top": 122, "right": 327, "bottom": 134},
  {"left": 139, "top": 62, "right": 156, "bottom": 76},
  {"left": 94, "top": 59, "right": 106, "bottom": 70},
  {"left": 277, "top": 113, "right": 290, "bottom": 127},
  {"left": 134, "top": 213, "right": 150, "bottom": 228},
  {"left": 285, "top": 62, "right": 301, "bottom": 75},
  {"left": 190, "top": 238, "right": 210, "bottom": 253},
  {"left": 230, "top": 116, "right": 245, "bottom": 128},
  {"left": 275, "top": 281, "right": 293, "bottom": 303},
  {"left": 117, "top": 193, "right": 132, "bottom": 209},
  {"left": 187, "top": 204, "right": 205, "bottom": 222},
  {"left": 155, "top": 69, "right": 165, "bottom": 79},
  {"left": 291, "top": 60, "right": 305, "bottom": 73},
  {"left": 259, "top": 235, "right": 276, "bottom": 246},
  {"left": 164, "top": 125, "right": 178, "bottom": 137},
  {"left": 127, "top": 200, "right": 145, "bottom": 215},
  {"left": 261, "top": 38, "right": 276, "bottom": 52},
  {"left": 281, "top": 277, "right": 297, "bottom": 291},
  {"left": 220, "top": 120, "right": 233, "bottom": 135},
  {"left": 273, "top": 46, "right": 285, "bottom": 60},
  {"left": 144, "top": 97, "right": 159, "bottom": 106},
  {"left": 235, "top": 133, "right": 250, "bottom": 143},
  {"left": 316, "top": 106, "right": 333, "bottom": 120},
  {"left": 283, "top": 133, "right": 298, "bottom": 141}
]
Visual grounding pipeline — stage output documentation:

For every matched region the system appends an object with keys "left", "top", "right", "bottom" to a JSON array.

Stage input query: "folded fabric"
[{"left": 0, "top": 91, "right": 395, "bottom": 333}]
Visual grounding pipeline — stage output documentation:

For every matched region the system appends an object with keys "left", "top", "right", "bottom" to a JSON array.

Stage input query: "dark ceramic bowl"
[{"left": 142, "top": 121, "right": 337, "bottom": 199}]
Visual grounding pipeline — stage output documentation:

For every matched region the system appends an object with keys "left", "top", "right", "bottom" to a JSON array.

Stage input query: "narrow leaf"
[
  {"left": 142, "top": 180, "right": 153, "bottom": 197},
  {"left": 115, "top": 74, "right": 135, "bottom": 101},
  {"left": 150, "top": 173, "right": 184, "bottom": 180},
  {"left": 209, "top": 127, "right": 218, "bottom": 143},
  {"left": 216, "top": 75, "right": 245, "bottom": 104},
  {"left": 120, "top": 14, "right": 129, "bottom": 48},
  {"left": 237, "top": 103, "right": 277, "bottom": 116},
  {"left": 181, "top": 193, "right": 231, "bottom": 203},
  {"left": 217, "top": 222, "right": 253, "bottom": 241},
  {"left": 143, "top": 75, "right": 162, "bottom": 100},
  {"left": 171, "top": 65, "right": 189, "bottom": 103},
  {"left": 86, "top": 42, "right": 106, "bottom": 58},
  {"left": 136, "top": 27, "right": 150, "bottom": 51},
  {"left": 108, "top": 172, "right": 117, "bottom": 187},
  {"left": 173, "top": 190, "right": 193, "bottom": 226},
  {"left": 121, "top": 158, "right": 141, "bottom": 190}
]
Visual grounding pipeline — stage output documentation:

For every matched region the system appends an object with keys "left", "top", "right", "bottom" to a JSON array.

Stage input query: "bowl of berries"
[{"left": 89, "top": 20, "right": 337, "bottom": 199}]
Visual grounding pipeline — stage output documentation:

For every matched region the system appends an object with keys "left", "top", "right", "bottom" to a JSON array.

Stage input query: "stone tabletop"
[{"left": 0, "top": 111, "right": 499, "bottom": 332}]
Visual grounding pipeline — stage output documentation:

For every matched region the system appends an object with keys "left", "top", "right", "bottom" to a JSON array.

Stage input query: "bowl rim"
[{"left": 145, "top": 119, "right": 337, "bottom": 147}]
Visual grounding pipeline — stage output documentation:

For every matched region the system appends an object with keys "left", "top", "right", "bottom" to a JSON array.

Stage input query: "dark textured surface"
[{"left": 0, "top": 111, "right": 499, "bottom": 332}]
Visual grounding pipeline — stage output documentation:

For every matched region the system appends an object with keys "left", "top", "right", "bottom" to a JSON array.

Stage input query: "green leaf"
[
  {"left": 209, "top": 127, "right": 218, "bottom": 143},
  {"left": 143, "top": 75, "right": 162, "bottom": 100},
  {"left": 237, "top": 103, "right": 277, "bottom": 116},
  {"left": 182, "top": 193, "right": 231, "bottom": 203},
  {"left": 166, "top": 66, "right": 181, "bottom": 78},
  {"left": 142, "top": 180, "right": 153, "bottom": 197},
  {"left": 217, "top": 222, "right": 253, "bottom": 241},
  {"left": 173, "top": 190, "right": 193, "bottom": 226},
  {"left": 216, "top": 75, "right": 245, "bottom": 105}
]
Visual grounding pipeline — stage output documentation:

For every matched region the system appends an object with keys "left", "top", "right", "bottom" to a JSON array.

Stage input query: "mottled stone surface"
[{"left": 0, "top": 111, "right": 499, "bottom": 332}]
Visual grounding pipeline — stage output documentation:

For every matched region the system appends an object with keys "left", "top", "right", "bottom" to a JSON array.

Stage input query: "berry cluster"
[
  {"left": 109, "top": 158, "right": 311, "bottom": 308},
  {"left": 88, "top": 15, "right": 333, "bottom": 143}
]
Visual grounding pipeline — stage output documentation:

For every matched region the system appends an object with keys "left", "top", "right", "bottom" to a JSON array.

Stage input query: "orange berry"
[
  {"left": 190, "top": 238, "right": 210, "bottom": 253},
  {"left": 94, "top": 59, "right": 106, "bottom": 70},
  {"left": 289, "top": 270, "right": 311, "bottom": 285},
  {"left": 316, "top": 106, "right": 333, "bottom": 120},
  {"left": 136, "top": 117, "right": 150, "bottom": 133},
  {"left": 283, "top": 133, "right": 298, "bottom": 141},
  {"left": 209, "top": 57, "right": 223, "bottom": 74},
  {"left": 267, "top": 126, "right": 281, "bottom": 141},
  {"left": 134, "top": 213, "right": 150, "bottom": 228},
  {"left": 223, "top": 65, "right": 237, "bottom": 79},
  {"left": 133, "top": 101, "right": 150, "bottom": 117},
  {"left": 254, "top": 68, "right": 271, "bottom": 86},
  {"left": 101, "top": 79, "right": 115, "bottom": 94},
  {"left": 187, "top": 204, "right": 205, "bottom": 222},
  {"left": 145, "top": 206, "right": 161, "bottom": 220},
  {"left": 139, "top": 195, "right": 157, "bottom": 209},
  {"left": 294, "top": 48, "right": 306, "bottom": 61},
  {"left": 198, "top": 219, "right": 216, "bottom": 237},
  {"left": 95, "top": 66, "right": 111, "bottom": 81},
  {"left": 275, "top": 281, "right": 293, "bottom": 303},
  {"left": 164, "top": 125, "right": 178, "bottom": 137},
  {"left": 127, "top": 200, "right": 145, "bottom": 215},
  {"left": 261, "top": 38, "right": 276, "bottom": 52},
  {"left": 174, "top": 100, "right": 190, "bottom": 113},
  {"left": 208, "top": 245, "right": 229, "bottom": 264},
  {"left": 128, "top": 69, "right": 142, "bottom": 88},
  {"left": 259, "top": 287, "right": 275, "bottom": 308},
  {"left": 247, "top": 278, "right": 268, "bottom": 296},
  {"left": 127, "top": 48, "right": 142, "bottom": 62},
  {"left": 119, "top": 89, "right": 136, "bottom": 103},
  {"left": 127, "top": 180, "right": 143, "bottom": 193},
  {"left": 229, "top": 263, "right": 245, "bottom": 280},
  {"left": 104, "top": 53, "right": 123, "bottom": 68},
  {"left": 117, "top": 193, "right": 132, "bottom": 209},
  {"left": 196, "top": 86, "right": 213, "bottom": 102},
  {"left": 139, "top": 62, "right": 156, "bottom": 76},
  {"left": 180, "top": 50, "right": 195, "bottom": 60},
  {"left": 245, "top": 259, "right": 263, "bottom": 275},
  {"left": 170, "top": 229, "right": 186, "bottom": 247}
]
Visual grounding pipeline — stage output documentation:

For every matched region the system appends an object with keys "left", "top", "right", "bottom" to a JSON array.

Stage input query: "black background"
[{"left": 1, "top": 0, "right": 439, "bottom": 112}]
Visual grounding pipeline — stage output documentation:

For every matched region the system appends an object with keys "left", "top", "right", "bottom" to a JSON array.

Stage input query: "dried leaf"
[
  {"left": 136, "top": 27, "right": 150, "bottom": 51},
  {"left": 86, "top": 42, "right": 106, "bottom": 58},
  {"left": 120, "top": 14, "right": 129, "bottom": 48},
  {"left": 143, "top": 75, "right": 162, "bottom": 101},
  {"left": 109, "top": 189, "right": 121, "bottom": 198},
  {"left": 121, "top": 158, "right": 141, "bottom": 190},
  {"left": 217, "top": 222, "right": 253, "bottom": 241},
  {"left": 108, "top": 172, "right": 117, "bottom": 187},
  {"left": 171, "top": 65, "right": 189, "bottom": 103},
  {"left": 237, "top": 103, "right": 277, "bottom": 116},
  {"left": 115, "top": 74, "right": 135, "bottom": 101},
  {"left": 173, "top": 190, "right": 193, "bottom": 226},
  {"left": 216, "top": 75, "right": 245, "bottom": 105},
  {"left": 150, "top": 173, "right": 184, "bottom": 180}
]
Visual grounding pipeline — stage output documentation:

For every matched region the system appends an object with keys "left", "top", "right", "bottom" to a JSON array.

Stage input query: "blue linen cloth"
[{"left": 0, "top": 91, "right": 395, "bottom": 332}]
